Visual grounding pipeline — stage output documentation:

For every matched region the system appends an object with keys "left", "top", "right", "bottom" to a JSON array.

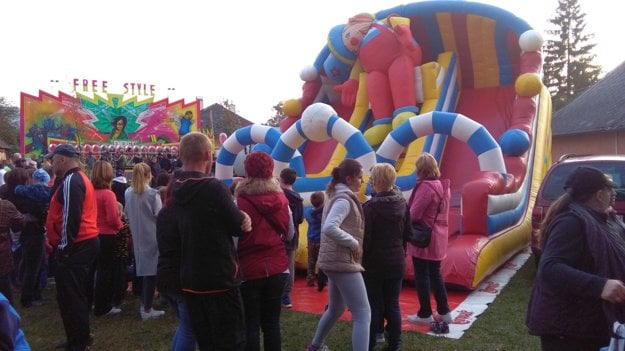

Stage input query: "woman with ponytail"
[
  {"left": 527, "top": 166, "right": 625, "bottom": 350},
  {"left": 125, "top": 162, "right": 164, "bottom": 321},
  {"left": 307, "top": 159, "right": 371, "bottom": 351}
]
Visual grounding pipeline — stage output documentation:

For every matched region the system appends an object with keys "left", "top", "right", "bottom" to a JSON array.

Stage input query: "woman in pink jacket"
[{"left": 406, "top": 153, "right": 452, "bottom": 330}]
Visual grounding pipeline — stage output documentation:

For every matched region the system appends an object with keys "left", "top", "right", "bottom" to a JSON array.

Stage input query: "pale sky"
[{"left": 1, "top": 0, "right": 622, "bottom": 124}]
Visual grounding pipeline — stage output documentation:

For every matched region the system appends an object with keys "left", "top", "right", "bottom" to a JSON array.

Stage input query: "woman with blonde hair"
[
  {"left": 91, "top": 160, "right": 124, "bottom": 316},
  {"left": 125, "top": 162, "right": 164, "bottom": 320},
  {"left": 406, "top": 153, "right": 452, "bottom": 332}
]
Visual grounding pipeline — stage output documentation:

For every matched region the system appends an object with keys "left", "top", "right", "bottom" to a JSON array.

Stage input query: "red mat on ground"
[{"left": 289, "top": 277, "right": 469, "bottom": 333}]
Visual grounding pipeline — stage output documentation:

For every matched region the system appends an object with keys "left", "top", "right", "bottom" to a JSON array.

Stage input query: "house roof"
[
  {"left": 552, "top": 61, "right": 625, "bottom": 136},
  {"left": 200, "top": 103, "right": 254, "bottom": 136},
  {"left": 0, "top": 138, "right": 12, "bottom": 150}
]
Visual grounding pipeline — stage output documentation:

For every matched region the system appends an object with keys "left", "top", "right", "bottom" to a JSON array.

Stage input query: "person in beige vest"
[{"left": 307, "top": 159, "right": 371, "bottom": 351}]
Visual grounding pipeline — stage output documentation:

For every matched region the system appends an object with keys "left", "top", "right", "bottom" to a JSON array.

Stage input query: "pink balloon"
[{"left": 219, "top": 133, "right": 228, "bottom": 144}]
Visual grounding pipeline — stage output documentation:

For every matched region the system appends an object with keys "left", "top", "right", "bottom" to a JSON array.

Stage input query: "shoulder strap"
[
  {"left": 240, "top": 196, "right": 284, "bottom": 235},
  {"left": 420, "top": 181, "right": 443, "bottom": 221}
]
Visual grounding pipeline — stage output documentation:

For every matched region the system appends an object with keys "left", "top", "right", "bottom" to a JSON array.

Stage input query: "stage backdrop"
[{"left": 20, "top": 90, "right": 201, "bottom": 157}]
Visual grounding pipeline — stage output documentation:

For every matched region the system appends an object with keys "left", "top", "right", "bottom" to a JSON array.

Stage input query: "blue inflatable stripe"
[
  {"left": 289, "top": 156, "right": 306, "bottom": 177},
  {"left": 295, "top": 121, "right": 307, "bottom": 139},
  {"left": 423, "top": 135, "right": 434, "bottom": 154},
  {"left": 294, "top": 176, "right": 332, "bottom": 193},
  {"left": 272, "top": 140, "right": 295, "bottom": 163},
  {"left": 449, "top": 83, "right": 460, "bottom": 110},
  {"left": 467, "top": 127, "right": 498, "bottom": 155},
  {"left": 392, "top": 122, "right": 418, "bottom": 147},
  {"left": 235, "top": 126, "right": 253, "bottom": 146},
  {"left": 487, "top": 203, "right": 524, "bottom": 235},
  {"left": 432, "top": 112, "right": 457, "bottom": 135},
  {"left": 376, "top": 154, "right": 397, "bottom": 166},
  {"left": 495, "top": 21, "right": 513, "bottom": 85},
  {"left": 396, "top": 172, "right": 418, "bottom": 191},
  {"left": 327, "top": 115, "right": 339, "bottom": 137},
  {"left": 436, "top": 55, "right": 457, "bottom": 111},
  {"left": 251, "top": 144, "right": 272, "bottom": 154},
  {"left": 265, "top": 128, "right": 281, "bottom": 148},
  {"left": 217, "top": 147, "right": 238, "bottom": 166},
  {"left": 423, "top": 14, "right": 444, "bottom": 59},
  {"left": 313, "top": 45, "right": 331, "bottom": 72},
  {"left": 344, "top": 133, "right": 371, "bottom": 159}
]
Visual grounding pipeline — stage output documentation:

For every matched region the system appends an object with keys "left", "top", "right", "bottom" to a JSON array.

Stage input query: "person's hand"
[
  {"left": 601, "top": 279, "right": 625, "bottom": 304},
  {"left": 334, "top": 79, "right": 359, "bottom": 106},
  {"left": 352, "top": 244, "right": 363, "bottom": 261},
  {"left": 240, "top": 211, "right": 252, "bottom": 232}
]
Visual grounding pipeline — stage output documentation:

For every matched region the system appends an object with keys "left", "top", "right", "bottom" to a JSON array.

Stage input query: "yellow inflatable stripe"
[
  {"left": 467, "top": 15, "right": 499, "bottom": 88},
  {"left": 471, "top": 87, "right": 553, "bottom": 288},
  {"left": 308, "top": 73, "right": 370, "bottom": 178},
  {"left": 437, "top": 13, "right": 457, "bottom": 53}
]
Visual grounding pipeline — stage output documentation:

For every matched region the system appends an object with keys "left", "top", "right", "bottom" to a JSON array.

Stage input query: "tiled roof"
[{"left": 552, "top": 60, "right": 625, "bottom": 136}]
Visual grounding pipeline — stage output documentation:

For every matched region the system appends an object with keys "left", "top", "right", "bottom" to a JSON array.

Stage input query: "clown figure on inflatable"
[{"left": 283, "top": 13, "right": 422, "bottom": 146}]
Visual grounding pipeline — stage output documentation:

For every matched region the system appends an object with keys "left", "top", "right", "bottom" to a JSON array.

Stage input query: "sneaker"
[
  {"left": 407, "top": 314, "right": 434, "bottom": 325},
  {"left": 434, "top": 312, "right": 452, "bottom": 324},
  {"left": 106, "top": 307, "right": 122, "bottom": 316},
  {"left": 307, "top": 344, "right": 330, "bottom": 351},
  {"left": 140, "top": 308, "right": 165, "bottom": 321},
  {"left": 430, "top": 321, "right": 449, "bottom": 334},
  {"left": 281, "top": 295, "right": 292, "bottom": 308},
  {"left": 375, "top": 332, "right": 385, "bottom": 343}
]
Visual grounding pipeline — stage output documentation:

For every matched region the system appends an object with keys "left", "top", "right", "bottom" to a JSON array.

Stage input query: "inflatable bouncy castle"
[{"left": 216, "top": 1, "right": 552, "bottom": 290}]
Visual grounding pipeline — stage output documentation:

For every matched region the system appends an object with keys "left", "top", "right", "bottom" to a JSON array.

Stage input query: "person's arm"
[
  {"left": 59, "top": 173, "right": 86, "bottom": 250},
  {"left": 212, "top": 181, "right": 245, "bottom": 236},
  {"left": 285, "top": 206, "right": 295, "bottom": 242},
  {"left": 409, "top": 184, "right": 434, "bottom": 222},
  {"left": 151, "top": 188, "right": 163, "bottom": 217},
  {"left": 321, "top": 198, "right": 359, "bottom": 250},
  {"left": 4, "top": 201, "right": 24, "bottom": 233},
  {"left": 105, "top": 191, "right": 123, "bottom": 232},
  {"left": 362, "top": 203, "right": 374, "bottom": 256},
  {"left": 539, "top": 215, "right": 606, "bottom": 298}
]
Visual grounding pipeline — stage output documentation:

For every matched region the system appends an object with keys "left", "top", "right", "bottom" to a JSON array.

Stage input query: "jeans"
[
  {"left": 56, "top": 237, "right": 99, "bottom": 351},
  {"left": 363, "top": 273, "right": 402, "bottom": 350},
  {"left": 240, "top": 273, "right": 288, "bottom": 351},
  {"left": 283, "top": 249, "right": 295, "bottom": 297},
  {"left": 307, "top": 243, "right": 320, "bottom": 280},
  {"left": 412, "top": 257, "right": 449, "bottom": 318},
  {"left": 311, "top": 271, "right": 371, "bottom": 351},
  {"left": 161, "top": 292, "right": 197, "bottom": 351},
  {"left": 141, "top": 275, "right": 157, "bottom": 310},
  {"left": 185, "top": 288, "right": 246, "bottom": 351}
]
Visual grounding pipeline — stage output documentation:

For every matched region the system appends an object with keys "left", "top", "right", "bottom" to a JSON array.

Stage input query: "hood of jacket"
[
  {"left": 235, "top": 178, "right": 285, "bottom": 215},
  {"left": 171, "top": 171, "right": 212, "bottom": 206},
  {"left": 366, "top": 186, "right": 406, "bottom": 221}
]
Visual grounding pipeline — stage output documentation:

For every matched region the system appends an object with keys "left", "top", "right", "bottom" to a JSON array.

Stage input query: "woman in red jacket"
[
  {"left": 91, "top": 160, "right": 124, "bottom": 316},
  {"left": 234, "top": 151, "right": 292, "bottom": 351}
]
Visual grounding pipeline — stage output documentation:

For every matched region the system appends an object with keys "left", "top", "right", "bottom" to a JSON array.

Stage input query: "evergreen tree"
[
  {"left": 0, "top": 97, "right": 19, "bottom": 149},
  {"left": 543, "top": 0, "right": 602, "bottom": 111},
  {"left": 264, "top": 102, "right": 285, "bottom": 127}
]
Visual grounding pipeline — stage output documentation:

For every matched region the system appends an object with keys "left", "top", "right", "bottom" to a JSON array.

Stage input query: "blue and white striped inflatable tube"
[
  {"left": 215, "top": 124, "right": 304, "bottom": 180},
  {"left": 272, "top": 103, "right": 377, "bottom": 179},
  {"left": 377, "top": 111, "right": 507, "bottom": 175}
]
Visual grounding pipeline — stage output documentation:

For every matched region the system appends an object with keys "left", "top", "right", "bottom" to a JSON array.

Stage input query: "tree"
[
  {"left": 0, "top": 97, "right": 19, "bottom": 150},
  {"left": 543, "top": 0, "right": 602, "bottom": 111},
  {"left": 263, "top": 102, "right": 285, "bottom": 127},
  {"left": 219, "top": 99, "right": 244, "bottom": 135}
]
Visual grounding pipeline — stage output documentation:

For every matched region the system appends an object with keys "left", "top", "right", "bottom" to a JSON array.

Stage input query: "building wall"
[{"left": 552, "top": 131, "right": 625, "bottom": 162}]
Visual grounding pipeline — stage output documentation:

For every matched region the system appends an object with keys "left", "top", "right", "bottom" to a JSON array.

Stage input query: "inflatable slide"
[{"left": 216, "top": 0, "right": 552, "bottom": 290}]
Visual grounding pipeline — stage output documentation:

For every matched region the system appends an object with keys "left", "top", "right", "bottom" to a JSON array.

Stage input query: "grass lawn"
[{"left": 16, "top": 256, "right": 540, "bottom": 350}]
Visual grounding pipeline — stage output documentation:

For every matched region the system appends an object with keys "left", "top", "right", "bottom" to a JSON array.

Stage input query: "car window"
[{"left": 541, "top": 162, "right": 625, "bottom": 201}]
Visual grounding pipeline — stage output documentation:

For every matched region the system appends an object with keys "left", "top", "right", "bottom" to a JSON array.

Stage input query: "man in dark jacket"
[
  {"left": 279, "top": 167, "right": 303, "bottom": 308},
  {"left": 170, "top": 132, "right": 251, "bottom": 350}
]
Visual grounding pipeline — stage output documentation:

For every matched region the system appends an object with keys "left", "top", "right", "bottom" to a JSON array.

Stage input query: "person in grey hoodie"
[{"left": 307, "top": 159, "right": 371, "bottom": 351}]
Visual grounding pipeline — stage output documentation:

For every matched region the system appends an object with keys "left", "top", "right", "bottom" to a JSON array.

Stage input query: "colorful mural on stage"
[{"left": 20, "top": 85, "right": 201, "bottom": 158}]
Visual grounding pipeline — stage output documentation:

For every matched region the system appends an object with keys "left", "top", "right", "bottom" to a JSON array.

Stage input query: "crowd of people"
[{"left": 2, "top": 134, "right": 624, "bottom": 351}]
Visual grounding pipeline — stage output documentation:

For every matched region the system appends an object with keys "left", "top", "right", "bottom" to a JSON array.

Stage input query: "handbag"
[{"left": 408, "top": 182, "right": 443, "bottom": 248}]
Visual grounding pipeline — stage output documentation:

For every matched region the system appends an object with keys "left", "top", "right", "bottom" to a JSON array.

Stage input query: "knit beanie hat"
[
  {"left": 32, "top": 168, "right": 51, "bottom": 185},
  {"left": 244, "top": 151, "right": 274, "bottom": 179}
]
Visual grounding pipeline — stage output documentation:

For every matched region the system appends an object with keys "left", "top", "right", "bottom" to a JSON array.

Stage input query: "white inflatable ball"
[
  {"left": 301, "top": 103, "right": 335, "bottom": 142},
  {"left": 519, "top": 30, "right": 543, "bottom": 52},
  {"left": 300, "top": 65, "right": 319, "bottom": 82}
]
